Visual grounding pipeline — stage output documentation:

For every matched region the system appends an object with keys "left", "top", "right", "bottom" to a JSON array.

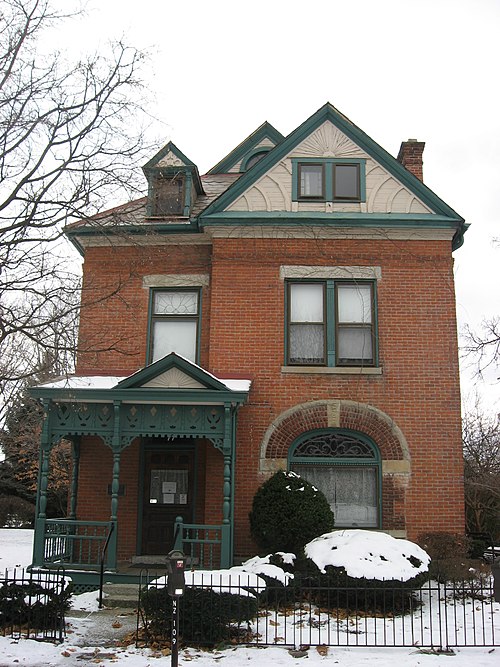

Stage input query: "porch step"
[
  {"left": 131, "top": 555, "right": 168, "bottom": 568},
  {"left": 102, "top": 583, "right": 140, "bottom": 609}
]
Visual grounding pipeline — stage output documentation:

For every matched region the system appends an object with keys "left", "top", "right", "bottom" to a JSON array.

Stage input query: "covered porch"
[{"left": 29, "top": 354, "right": 250, "bottom": 585}]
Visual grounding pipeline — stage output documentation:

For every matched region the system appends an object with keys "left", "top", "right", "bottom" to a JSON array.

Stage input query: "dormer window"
[
  {"left": 152, "top": 174, "right": 184, "bottom": 216},
  {"left": 142, "top": 142, "right": 204, "bottom": 220}
]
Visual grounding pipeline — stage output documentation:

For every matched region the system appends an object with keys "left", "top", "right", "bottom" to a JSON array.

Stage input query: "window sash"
[
  {"left": 288, "top": 283, "right": 326, "bottom": 365},
  {"left": 336, "top": 283, "right": 374, "bottom": 366},
  {"left": 298, "top": 164, "right": 324, "bottom": 199},
  {"left": 333, "top": 163, "right": 360, "bottom": 200}
]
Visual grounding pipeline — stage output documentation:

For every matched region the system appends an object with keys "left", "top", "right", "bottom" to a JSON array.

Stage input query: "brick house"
[{"left": 30, "top": 103, "right": 467, "bottom": 586}]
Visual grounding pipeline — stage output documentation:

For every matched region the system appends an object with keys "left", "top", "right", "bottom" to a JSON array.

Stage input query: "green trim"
[
  {"left": 30, "top": 386, "right": 249, "bottom": 404},
  {"left": 65, "top": 219, "right": 202, "bottom": 255},
  {"left": 207, "top": 122, "right": 284, "bottom": 174},
  {"left": 200, "top": 210, "right": 462, "bottom": 227},
  {"left": 200, "top": 103, "right": 464, "bottom": 224},
  {"left": 145, "top": 289, "right": 155, "bottom": 365}
]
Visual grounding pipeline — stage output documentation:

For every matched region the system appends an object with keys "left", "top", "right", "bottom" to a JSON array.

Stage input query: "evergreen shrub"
[
  {"left": 249, "top": 471, "right": 334, "bottom": 554},
  {"left": 140, "top": 585, "right": 258, "bottom": 646},
  {"left": 0, "top": 577, "right": 72, "bottom": 630}
]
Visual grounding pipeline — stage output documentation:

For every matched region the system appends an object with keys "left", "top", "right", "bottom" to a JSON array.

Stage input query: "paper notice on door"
[
  {"left": 178, "top": 494, "right": 187, "bottom": 504},
  {"left": 163, "top": 493, "right": 175, "bottom": 504},
  {"left": 162, "top": 481, "right": 177, "bottom": 493}
]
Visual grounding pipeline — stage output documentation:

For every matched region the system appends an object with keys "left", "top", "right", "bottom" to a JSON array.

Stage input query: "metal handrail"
[{"left": 98, "top": 522, "right": 115, "bottom": 609}]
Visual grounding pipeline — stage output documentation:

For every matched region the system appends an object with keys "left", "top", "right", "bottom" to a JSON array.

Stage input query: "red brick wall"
[{"left": 73, "top": 234, "right": 464, "bottom": 560}]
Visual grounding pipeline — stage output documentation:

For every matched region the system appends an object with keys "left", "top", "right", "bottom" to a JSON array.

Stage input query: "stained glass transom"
[{"left": 293, "top": 432, "right": 376, "bottom": 459}]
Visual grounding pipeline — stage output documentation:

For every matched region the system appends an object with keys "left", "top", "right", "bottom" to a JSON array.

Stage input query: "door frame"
[{"left": 137, "top": 438, "right": 199, "bottom": 556}]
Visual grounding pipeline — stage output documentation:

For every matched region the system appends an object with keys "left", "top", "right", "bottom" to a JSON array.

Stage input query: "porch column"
[
  {"left": 69, "top": 437, "right": 81, "bottom": 520},
  {"left": 33, "top": 399, "right": 52, "bottom": 566},
  {"left": 221, "top": 403, "right": 233, "bottom": 568},
  {"left": 106, "top": 400, "right": 122, "bottom": 569}
]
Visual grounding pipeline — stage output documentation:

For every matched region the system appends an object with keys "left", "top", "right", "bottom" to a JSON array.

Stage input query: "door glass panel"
[{"left": 149, "top": 469, "right": 189, "bottom": 505}]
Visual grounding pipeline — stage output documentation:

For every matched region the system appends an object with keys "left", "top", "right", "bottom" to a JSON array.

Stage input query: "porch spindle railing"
[
  {"left": 43, "top": 519, "right": 114, "bottom": 570},
  {"left": 173, "top": 518, "right": 229, "bottom": 569}
]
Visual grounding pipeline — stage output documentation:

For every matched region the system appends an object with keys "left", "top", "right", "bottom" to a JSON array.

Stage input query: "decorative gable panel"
[
  {"left": 155, "top": 150, "right": 188, "bottom": 168},
  {"left": 142, "top": 367, "right": 206, "bottom": 389},
  {"left": 226, "top": 121, "right": 431, "bottom": 215}
]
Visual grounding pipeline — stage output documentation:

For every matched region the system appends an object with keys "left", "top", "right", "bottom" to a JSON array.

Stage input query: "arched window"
[
  {"left": 240, "top": 149, "right": 270, "bottom": 172},
  {"left": 288, "top": 429, "right": 381, "bottom": 528}
]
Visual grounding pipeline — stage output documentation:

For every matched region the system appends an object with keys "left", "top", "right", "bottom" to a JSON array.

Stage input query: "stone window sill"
[{"left": 281, "top": 366, "right": 382, "bottom": 375}]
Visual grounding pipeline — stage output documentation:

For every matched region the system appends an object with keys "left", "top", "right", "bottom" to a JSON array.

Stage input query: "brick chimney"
[{"left": 397, "top": 139, "right": 425, "bottom": 181}]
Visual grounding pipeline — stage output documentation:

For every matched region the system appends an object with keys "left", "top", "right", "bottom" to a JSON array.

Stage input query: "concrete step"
[{"left": 102, "top": 583, "right": 140, "bottom": 608}]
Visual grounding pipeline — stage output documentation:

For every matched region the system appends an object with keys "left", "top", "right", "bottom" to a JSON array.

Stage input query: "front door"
[{"left": 142, "top": 447, "right": 195, "bottom": 555}]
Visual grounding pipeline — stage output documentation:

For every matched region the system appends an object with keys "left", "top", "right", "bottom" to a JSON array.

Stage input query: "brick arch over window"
[
  {"left": 259, "top": 400, "right": 411, "bottom": 535},
  {"left": 260, "top": 400, "right": 410, "bottom": 466}
]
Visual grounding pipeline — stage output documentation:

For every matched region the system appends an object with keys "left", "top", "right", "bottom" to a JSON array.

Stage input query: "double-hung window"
[
  {"left": 293, "top": 158, "right": 365, "bottom": 202},
  {"left": 149, "top": 289, "right": 200, "bottom": 363},
  {"left": 286, "top": 280, "right": 376, "bottom": 367}
]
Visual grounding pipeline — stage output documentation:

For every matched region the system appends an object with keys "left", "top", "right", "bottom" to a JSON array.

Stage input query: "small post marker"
[{"left": 167, "top": 550, "right": 186, "bottom": 667}]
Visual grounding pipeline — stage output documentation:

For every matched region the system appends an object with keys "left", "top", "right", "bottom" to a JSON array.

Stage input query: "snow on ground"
[{"left": 0, "top": 529, "right": 499, "bottom": 666}]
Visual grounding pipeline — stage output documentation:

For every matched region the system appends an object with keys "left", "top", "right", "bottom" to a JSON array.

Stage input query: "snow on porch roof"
[{"left": 36, "top": 374, "right": 252, "bottom": 393}]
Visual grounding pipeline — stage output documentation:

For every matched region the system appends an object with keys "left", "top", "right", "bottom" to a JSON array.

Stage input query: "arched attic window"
[
  {"left": 240, "top": 148, "right": 271, "bottom": 172},
  {"left": 288, "top": 429, "right": 381, "bottom": 529}
]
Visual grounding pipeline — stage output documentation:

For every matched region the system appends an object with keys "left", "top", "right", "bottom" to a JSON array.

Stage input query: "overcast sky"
[{"left": 50, "top": 0, "right": 500, "bottom": 413}]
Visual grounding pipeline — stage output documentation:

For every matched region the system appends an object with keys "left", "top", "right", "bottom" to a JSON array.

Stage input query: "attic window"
[
  {"left": 293, "top": 159, "right": 366, "bottom": 203},
  {"left": 152, "top": 175, "right": 184, "bottom": 216},
  {"left": 244, "top": 151, "right": 267, "bottom": 170}
]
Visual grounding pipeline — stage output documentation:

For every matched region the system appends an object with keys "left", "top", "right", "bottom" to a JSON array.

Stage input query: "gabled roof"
[
  {"left": 207, "top": 121, "right": 285, "bottom": 174},
  {"left": 117, "top": 353, "right": 232, "bottom": 391},
  {"left": 199, "top": 103, "right": 465, "bottom": 224}
]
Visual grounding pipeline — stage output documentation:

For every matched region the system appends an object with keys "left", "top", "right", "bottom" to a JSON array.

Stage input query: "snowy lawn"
[{"left": 0, "top": 528, "right": 498, "bottom": 666}]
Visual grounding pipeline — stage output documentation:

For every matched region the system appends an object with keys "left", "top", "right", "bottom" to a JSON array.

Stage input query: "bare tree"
[
  {"left": 463, "top": 403, "right": 500, "bottom": 541},
  {"left": 0, "top": 0, "right": 153, "bottom": 394},
  {"left": 463, "top": 238, "right": 500, "bottom": 379}
]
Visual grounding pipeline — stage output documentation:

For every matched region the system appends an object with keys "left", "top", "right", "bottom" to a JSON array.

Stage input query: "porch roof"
[{"left": 30, "top": 353, "right": 252, "bottom": 406}]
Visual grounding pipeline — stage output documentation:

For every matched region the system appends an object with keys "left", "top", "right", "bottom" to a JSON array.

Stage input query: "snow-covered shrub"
[
  {"left": 301, "top": 530, "right": 431, "bottom": 613},
  {"left": 249, "top": 471, "right": 334, "bottom": 554},
  {"left": 238, "top": 552, "right": 296, "bottom": 605}
]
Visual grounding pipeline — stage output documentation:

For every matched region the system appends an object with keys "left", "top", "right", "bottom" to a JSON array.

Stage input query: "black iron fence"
[
  {"left": 0, "top": 568, "right": 69, "bottom": 642},
  {"left": 137, "top": 572, "right": 499, "bottom": 650}
]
